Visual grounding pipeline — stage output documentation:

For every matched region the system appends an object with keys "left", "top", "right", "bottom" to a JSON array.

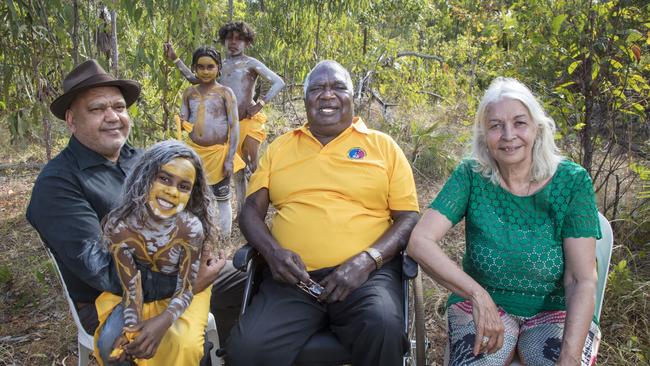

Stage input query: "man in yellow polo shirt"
[{"left": 227, "top": 60, "right": 420, "bottom": 366}]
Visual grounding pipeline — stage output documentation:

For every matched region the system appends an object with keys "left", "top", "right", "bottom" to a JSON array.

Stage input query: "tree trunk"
[
  {"left": 228, "top": 0, "right": 234, "bottom": 21},
  {"left": 314, "top": 11, "right": 321, "bottom": 60},
  {"left": 363, "top": 26, "right": 367, "bottom": 55},
  {"left": 581, "top": 53, "right": 594, "bottom": 173},
  {"left": 580, "top": 9, "right": 597, "bottom": 173},
  {"left": 88, "top": 0, "right": 95, "bottom": 58},
  {"left": 110, "top": 8, "right": 118, "bottom": 76},
  {"left": 43, "top": 113, "right": 52, "bottom": 160},
  {"left": 72, "top": 0, "right": 79, "bottom": 65},
  {"left": 32, "top": 53, "right": 51, "bottom": 160}
]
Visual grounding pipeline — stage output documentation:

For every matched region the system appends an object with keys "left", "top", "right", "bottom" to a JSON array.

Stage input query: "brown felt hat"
[{"left": 50, "top": 59, "right": 141, "bottom": 120}]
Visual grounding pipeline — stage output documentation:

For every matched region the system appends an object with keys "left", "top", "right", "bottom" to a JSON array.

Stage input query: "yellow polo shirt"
[{"left": 247, "top": 117, "right": 419, "bottom": 270}]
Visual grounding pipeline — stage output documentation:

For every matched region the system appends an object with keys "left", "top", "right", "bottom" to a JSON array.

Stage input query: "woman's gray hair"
[
  {"left": 303, "top": 60, "right": 354, "bottom": 97},
  {"left": 470, "top": 77, "right": 563, "bottom": 184},
  {"left": 103, "top": 140, "right": 216, "bottom": 245}
]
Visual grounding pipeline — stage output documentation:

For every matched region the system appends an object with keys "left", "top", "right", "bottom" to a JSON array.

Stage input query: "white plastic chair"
[
  {"left": 44, "top": 247, "right": 95, "bottom": 366},
  {"left": 44, "top": 246, "right": 222, "bottom": 366},
  {"left": 206, "top": 312, "right": 222, "bottom": 366},
  {"left": 444, "top": 212, "right": 614, "bottom": 366},
  {"left": 593, "top": 212, "right": 613, "bottom": 323}
]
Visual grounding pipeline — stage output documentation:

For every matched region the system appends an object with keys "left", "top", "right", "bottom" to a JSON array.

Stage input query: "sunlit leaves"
[
  {"left": 551, "top": 14, "right": 567, "bottom": 35},
  {"left": 568, "top": 60, "right": 582, "bottom": 75}
]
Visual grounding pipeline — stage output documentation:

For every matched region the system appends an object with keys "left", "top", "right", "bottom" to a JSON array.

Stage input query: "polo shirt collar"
[
  {"left": 296, "top": 116, "right": 369, "bottom": 136},
  {"left": 68, "top": 135, "right": 137, "bottom": 170}
]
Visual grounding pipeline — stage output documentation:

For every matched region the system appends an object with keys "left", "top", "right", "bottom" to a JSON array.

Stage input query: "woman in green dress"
[{"left": 408, "top": 77, "right": 601, "bottom": 366}]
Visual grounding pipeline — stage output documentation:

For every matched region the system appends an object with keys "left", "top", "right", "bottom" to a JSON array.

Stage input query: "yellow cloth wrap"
[
  {"left": 177, "top": 118, "right": 246, "bottom": 184},
  {"left": 238, "top": 112, "right": 268, "bottom": 156},
  {"left": 93, "top": 286, "right": 212, "bottom": 366}
]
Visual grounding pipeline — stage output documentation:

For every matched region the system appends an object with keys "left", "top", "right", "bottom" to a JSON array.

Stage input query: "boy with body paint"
[
  {"left": 164, "top": 21, "right": 285, "bottom": 213},
  {"left": 176, "top": 46, "right": 244, "bottom": 238},
  {"left": 94, "top": 141, "right": 225, "bottom": 365}
]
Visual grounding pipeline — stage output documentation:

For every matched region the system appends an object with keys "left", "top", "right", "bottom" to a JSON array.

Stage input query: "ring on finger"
[{"left": 481, "top": 336, "right": 489, "bottom": 346}]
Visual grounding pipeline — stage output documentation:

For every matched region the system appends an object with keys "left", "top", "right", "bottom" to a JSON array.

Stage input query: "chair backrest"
[
  {"left": 594, "top": 212, "right": 613, "bottom": 323},
  {"left": 43, "top": 246, "right": 95, "bottom": 347}
]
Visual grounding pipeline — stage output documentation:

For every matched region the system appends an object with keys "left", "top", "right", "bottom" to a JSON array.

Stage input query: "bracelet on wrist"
[{"left": 364, "top": 248, "right": 383, "bottom": 270}]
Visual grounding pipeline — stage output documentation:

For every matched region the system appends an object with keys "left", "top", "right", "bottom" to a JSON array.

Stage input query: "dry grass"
[{"left": 0, "top": 149, "right": 83, "bottom": 365}]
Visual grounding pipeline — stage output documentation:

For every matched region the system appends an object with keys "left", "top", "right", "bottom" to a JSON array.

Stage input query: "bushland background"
[{"left": 0, "top": 0, "right": 648, "bottom": 364}]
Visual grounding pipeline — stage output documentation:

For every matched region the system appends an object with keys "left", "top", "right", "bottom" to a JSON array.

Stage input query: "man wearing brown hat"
[{"left": 26, "top": 59, "right": 244, "bottom": 361}]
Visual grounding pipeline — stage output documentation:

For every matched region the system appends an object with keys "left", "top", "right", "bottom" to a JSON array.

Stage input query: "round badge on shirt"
[{"left": 347, "top": 147, "right": 366, "bottom": 160}]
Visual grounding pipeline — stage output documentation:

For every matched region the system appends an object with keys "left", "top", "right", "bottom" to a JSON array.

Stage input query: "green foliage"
[
  {"left": 608, "top": 259, "right": 634, "bottom": 295},
  {"left": 630, "top": 163, "right": 650, "bottom": 200},
  {"left": 0, "top": 264, "right": 12, "bottom": 287},
  {"left": 32, "top": 259, "right": 56, "bottom": 285}
]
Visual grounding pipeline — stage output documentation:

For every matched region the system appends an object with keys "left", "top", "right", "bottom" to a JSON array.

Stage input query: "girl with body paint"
[
  {"left": 175, "top": 46, "right": 244, "bottom": 242},
  {"left": 93, "top": 140, "right": 222, "bottom": 365}
]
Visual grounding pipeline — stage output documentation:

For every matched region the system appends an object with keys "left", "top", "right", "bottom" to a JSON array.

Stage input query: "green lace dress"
[{"left": 430, "top": 159, "right": 601, "bottom": 317}]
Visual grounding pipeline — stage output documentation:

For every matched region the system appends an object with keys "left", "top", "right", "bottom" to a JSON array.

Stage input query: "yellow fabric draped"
[
  {"left": 238, "top": 112, "right": 268, "bottom": 156},
  {"left": 93, "top": 287, "right": 212, "bottom": 366},
  {"left": 175, "top": 116, "right": 245, "bottom": 184}
]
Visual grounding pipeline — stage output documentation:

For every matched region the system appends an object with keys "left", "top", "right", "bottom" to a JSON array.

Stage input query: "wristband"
[
  {"left": 257, "top": 99, "right": 266, "bottom": 107},
  {"left": 173, "top": 58, "right": 180, "bottom": 64}
]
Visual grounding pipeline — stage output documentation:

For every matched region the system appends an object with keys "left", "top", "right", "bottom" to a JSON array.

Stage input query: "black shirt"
[{"left": 26, "top": 136, "right": 176, "bottom": 303}]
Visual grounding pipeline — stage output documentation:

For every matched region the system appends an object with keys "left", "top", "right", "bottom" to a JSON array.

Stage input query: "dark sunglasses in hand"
[{"left": 297, "top": 279, "right": 325, "bottom": 300}]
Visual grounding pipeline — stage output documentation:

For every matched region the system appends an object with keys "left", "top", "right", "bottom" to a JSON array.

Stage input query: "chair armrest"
[
  {"left": 233, "top": 244, "right": 258, "bottom": 272},
  {"left": 402, "top": 253, "right": 418, "bottom": 279}
]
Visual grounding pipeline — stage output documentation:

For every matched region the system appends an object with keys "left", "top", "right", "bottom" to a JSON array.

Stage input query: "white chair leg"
[
  {"left": 206, "top": 313, "right": 223, "bottom": 366},
  {"left": 78, "top": 341, "right": 91, "bottom": 366}
]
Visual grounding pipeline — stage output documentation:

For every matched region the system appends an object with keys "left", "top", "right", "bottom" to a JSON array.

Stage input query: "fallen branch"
[
  {"left": 0, "top": 162, "right": 44, "bottom": 171},
  {"left": 0, "top": 335, "right": 31, "bottom": 344}
]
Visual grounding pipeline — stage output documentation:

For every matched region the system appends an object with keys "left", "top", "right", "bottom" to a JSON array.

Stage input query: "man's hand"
[
  {"left": 320, "top": 252, "right": 375, "bottom": 303},
  {"left": 223, "top": 160, "right": 234, "bottom": 178},
  {"left": 124, "top": 313, "right": 173, "bottom": 359},
  {"left": 266, "top": 247, "right": 309, "bottom": 285},
  {"left": 193, "top": 247, "right": 226, "bottom": 294},
  {"left": 245, "top": 101, "right": 264, "bottom": 119},
  {"left": 163, "top": 42, "right": 177, "bottom": 61}
]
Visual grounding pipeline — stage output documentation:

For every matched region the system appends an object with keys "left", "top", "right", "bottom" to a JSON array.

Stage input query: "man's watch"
[{"left": 364, "top": 248, "right": 383, "bottom": 270}]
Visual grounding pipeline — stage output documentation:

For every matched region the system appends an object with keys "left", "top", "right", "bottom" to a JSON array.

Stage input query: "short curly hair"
[{"left": 218, "top": 21, "right": 256, "bottom": 45}]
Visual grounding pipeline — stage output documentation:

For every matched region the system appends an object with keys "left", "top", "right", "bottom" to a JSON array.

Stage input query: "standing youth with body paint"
[
  {"left": 164, "top": 21, "right": 285, "bottom": 212},
  {"left": 176, "top": 46, "right": 244, "bottom": 239},
  {"left": 94, "top": 140, "right": 223, "bottom": 365}
]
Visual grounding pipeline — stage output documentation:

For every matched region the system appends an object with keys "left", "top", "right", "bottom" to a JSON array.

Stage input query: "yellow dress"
[{"left": 93, "top": 287, "right": 212, "bottom": 366}]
